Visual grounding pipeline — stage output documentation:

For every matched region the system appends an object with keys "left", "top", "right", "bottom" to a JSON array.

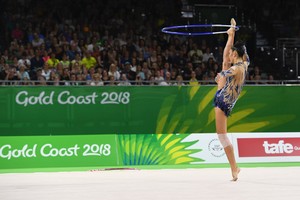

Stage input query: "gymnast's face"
[{"left": 229, "top": 49, "right": 238, "bottom": 63}]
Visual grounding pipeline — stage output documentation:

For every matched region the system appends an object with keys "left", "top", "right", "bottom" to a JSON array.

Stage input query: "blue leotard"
[{"left": 214, "top": 61, "right": 248, "bottom": 117}]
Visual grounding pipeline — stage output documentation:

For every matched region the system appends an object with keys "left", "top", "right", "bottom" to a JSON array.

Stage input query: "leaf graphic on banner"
[{"left": 118, "top": 133, "right": 203, "bottom": 165}]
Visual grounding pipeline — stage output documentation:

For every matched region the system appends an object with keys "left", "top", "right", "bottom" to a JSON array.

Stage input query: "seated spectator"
[
  {"left": 11, "top": 23, "right": 24, "bottom": 41},
  {"left": 30, "top": 49, "right": 44, "bottom": 72},
  {"left": 5, "top": 66, "right": 20, "bottom": 85},
  {"left": 136, "top": 65, "right": 145, "bottom": 80},
  {"left": 60, "top": 53, "right": 70, "bottom": 69},
  {"left": 71, "top": 53, "right": 83, "bottom": 68},
  {"left": 53, "top": 74, "right": 61, "bottom": 86},
  {"left": 102, "top": 70, "right": 109, "bottom": 84},
  {"left": 48, "top": 71, "right": 57, "bottom": 85},
  {"left": 202, "top": 47, "right": 216, "bottom": 63},
  {"left": 82, "top": 51, "right": 97, "bottom": 70},
  {"left": 170, "top": 69, "right": 178, "bottom": 81},
  {"left": 36, "top": 68, "right": 47, "bottom": 85},
  {"left": 17, "top": 65, "right": 30, "bottom": 83},
  {"left": 250, "top": 66, "right": 262, "bottom": 84},
  {"left": 66, "top": 73, "right": 80, "bottom": 86},
  {"left": 208, "top": 70, "right": 216, "bottom": 82},
  {"left": 42, "top": 51, "right": 50, "bottom": 63},
  {"left": 154, "top": 70, "right": 164, "bottom": 85},
  {"left": 32, "top": 32, "right": 44, "bottom": 48},
  {"left": 173, "top": 75, "right": 185, "bottom": 86},
  {"left": 122, "top": 61, "right": 136, "bottom": 81},
  {"left": 60, "top": 67, "right": 70, "bottom": 84},
  {"left": 182, "top": 62, "right": 193, "bottom": 80},
  {"left": 164, "top": 71, "right": 172, "bottom": 85},
  {"left": 90, "top": 73, "right": 104, "bottom": 86},
  {"left": 118, "top": 74, "right": 131, "bottom": 86},
  {"left": 135, "top": 75, "right": 143, "bottom": 85},
  {"left": 108, "top": 63, "right": 120, "bottom": 81},
  {"left": 108, "top": 75, "right": 116, "bottom": 85},
  {"left": 47, "top": 52, "right": 59, "bottom": 68},
  {"left": 41, "top": 63, "right": 51, "bottom": 81},
  {"left": 18, "top": 53, "right": 31, "bottom": 69},
  {"left": 189, "top": 71, "right": 199, "bottom": 86},
  {"left": 188, "top": 43, "right": 203, "bottom": 65}
]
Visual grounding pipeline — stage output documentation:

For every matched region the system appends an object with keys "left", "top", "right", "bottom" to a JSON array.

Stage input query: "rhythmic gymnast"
[{"left": 214, "top": 18, "right": 250, "bottom": 181}]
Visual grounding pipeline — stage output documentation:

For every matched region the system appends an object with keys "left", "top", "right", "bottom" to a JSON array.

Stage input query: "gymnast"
[{"left": 214, "top": 18, "right": 250, "bottom": 181}]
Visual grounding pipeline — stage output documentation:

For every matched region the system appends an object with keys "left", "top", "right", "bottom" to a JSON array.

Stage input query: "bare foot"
[
  {"left": 227, "top": 18, "right": 236, "bottom": 35},
  {"left": 231, "top": 18, "right": 236, "bottom": 27},
  {"left": 231, "top": 168, "right": 240, "bottom": 181}
]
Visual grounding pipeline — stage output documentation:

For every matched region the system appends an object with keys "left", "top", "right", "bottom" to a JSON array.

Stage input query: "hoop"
[{"left": 161, "top": 24, "right": 239, "bottom": 36}]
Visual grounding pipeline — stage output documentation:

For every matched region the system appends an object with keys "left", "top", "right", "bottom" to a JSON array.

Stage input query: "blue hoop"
[{"left": 161, "top": 24, "right": 239, "bottom": 36}]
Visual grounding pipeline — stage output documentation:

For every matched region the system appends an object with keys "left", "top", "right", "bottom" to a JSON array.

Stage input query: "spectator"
[
  {"left": 71, "top": 53, "right": 82, "bottom": 68},
  {"left": 41, "top": 63, "right": 51, "bottom": 81},
  {"left": 60, "top": 53, "right": 70, "bottom": 69},
  {"left": 108, "top": 75, "right": 116, "bottom": 85},
  {"left": 154, "top": 70, "right": 164, "bottom": 85},
  {"left": 31, "top": 32, "right": 44, "bottom": 48},
  {"left": 102, "top": 70, "right": 109, "bottom": 84},
  {"left": 118, "top": 74, "right": 131, "bottom": 86},
  {"left": 108, "top": 63, "right": 121, "bottom": 81},
  {"left": 122, "top": 62, "right": 136, "bottom": 81},
  {"left": 90, "top": 73, "right": 104, "bottom": 86},
  {"left": 189, "top": 71, "right": 199, "bottom": 86},
  {"left": 202, "top": 47, "right": 216, "bottom": 63},
  {"left": 81, "top": 51, "right": 97, "bottom": 70},
  {"left": 11, "top": 23, "right": 24, "bottom": 41},
  {"left": 48, "top": 71, "right": 57, "bottom": 86},
  {"left": 17, "top": 64, "right": 30, "bottom": 81},
  {"left": 173, "top": 75, "right": 185, "bottom": 86},
  {"left": 35, "top": 68, "right": 46, "bottom": 85},
  {"left": 250, "top": 66, "right": 262, "bottom": 84},
  {"left": 30, "top": 49, "right": 44, "bottom": 72},
  {"left": 47, "top": 52, "right": 60, "bottom": 69},
  {"left": 42, "top": 51, "right": 50, "bottom": 63},
  {"left": 135, "top": 75, "right": 143, "bottom": 85},
  {"left": 188, "top": 43, "right": 203, "bottom": 66}
]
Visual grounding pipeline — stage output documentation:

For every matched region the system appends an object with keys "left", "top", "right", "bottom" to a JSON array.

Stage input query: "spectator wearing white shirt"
[
  {"left": 41, "top": 63, "right": 51, "bottom": 81},
  {"left": 108, "top": 63, "right": 120, "bottom": 81}
]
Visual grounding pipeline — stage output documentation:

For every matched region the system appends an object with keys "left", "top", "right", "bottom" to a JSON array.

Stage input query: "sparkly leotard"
[{"left": 214, "top": 61, "right": 249, "bottom": 117}]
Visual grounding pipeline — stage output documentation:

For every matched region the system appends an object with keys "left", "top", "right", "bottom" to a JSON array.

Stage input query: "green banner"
[
  {"left": 0, "top": 133, "right": 203, "bottom": 170},
  {"left": 0, "top": 86, "right": 300, "bottom": 136},
  {"left": 0, "top": 135, "right": 118, "bottom": 169}
]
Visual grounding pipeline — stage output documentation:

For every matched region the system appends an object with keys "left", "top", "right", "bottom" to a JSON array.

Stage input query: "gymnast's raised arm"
[{"left": 222, "top": 18, "right": 236, "bottom": 71}]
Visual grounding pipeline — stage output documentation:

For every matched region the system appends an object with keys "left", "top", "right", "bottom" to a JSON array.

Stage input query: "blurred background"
[{"left": 0, "top": 0, "right": 299, "bottom": 84}]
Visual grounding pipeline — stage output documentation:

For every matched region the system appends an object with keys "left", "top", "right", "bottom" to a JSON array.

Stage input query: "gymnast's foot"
[
  {"left": 227, "top": 18, "right": 236, "bottom": 35},
  {"left": 231, "top": 18, "right": 236, "bottom": 27},
  {"left": 231, "top": 167, "right": 240, "bottom": 181}
]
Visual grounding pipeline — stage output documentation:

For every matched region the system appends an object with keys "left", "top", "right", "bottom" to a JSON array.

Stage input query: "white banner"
[{"left": 184, "top": 132, "right": 300, "bottom": 164}]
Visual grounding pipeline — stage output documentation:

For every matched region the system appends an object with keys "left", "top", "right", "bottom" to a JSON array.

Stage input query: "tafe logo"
[
  {"left": 237, "top": 137, "right": 300, "bottom": 157},
  {"left": 263, "top": 140, "right": 293, "bottom": 154}
]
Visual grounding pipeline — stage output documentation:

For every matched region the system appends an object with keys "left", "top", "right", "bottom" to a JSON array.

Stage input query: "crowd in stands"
[{"left": 0, "top": 0, "right": 279, "bottom": 86}]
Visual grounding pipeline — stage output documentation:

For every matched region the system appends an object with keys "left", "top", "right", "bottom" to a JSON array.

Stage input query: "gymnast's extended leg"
[{"left": 215, "top": 107, "right": 240, "bottom": 181}]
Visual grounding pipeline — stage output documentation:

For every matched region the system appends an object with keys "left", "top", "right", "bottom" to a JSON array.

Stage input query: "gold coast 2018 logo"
[
  {"left": 208, "top": 138, "right": 225, "bottom": 158},
  {"left": 15, "top": 90, "right": 130, "bottom": 106}
]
